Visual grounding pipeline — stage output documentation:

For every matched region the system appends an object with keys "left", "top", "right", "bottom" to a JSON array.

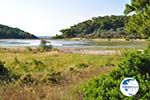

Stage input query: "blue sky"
[{"left": 0, "top": 0, "right": 130, "bottom": 36}]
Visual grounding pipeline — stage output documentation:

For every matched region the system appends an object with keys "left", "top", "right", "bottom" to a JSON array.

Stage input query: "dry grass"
[
  {"left": 0, "top": 66, "right": 112, "bottom": 100},
  {"left": 0, "top": 48, "right": 120, "bottom": 100}
]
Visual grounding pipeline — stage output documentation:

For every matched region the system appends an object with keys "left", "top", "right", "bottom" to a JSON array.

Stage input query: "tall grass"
[
  {"left": 0, "top": 49, "right": 121, "bottom": 99},
  {"left": 0, "top": 52, "right": 120, "bottom": 73}
]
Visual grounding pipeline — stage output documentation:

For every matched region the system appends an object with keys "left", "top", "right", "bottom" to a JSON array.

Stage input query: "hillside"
[
  {"left": 54, "top": 15, "right": 141, "bottom": 39},
  {"left": 0, "top": 24, "right": 38, "bottom": 39}
]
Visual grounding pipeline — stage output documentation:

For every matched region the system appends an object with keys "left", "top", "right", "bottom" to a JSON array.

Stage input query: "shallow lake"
[{"left": 0, "top": 39, "right": 146, "bottom": 49}]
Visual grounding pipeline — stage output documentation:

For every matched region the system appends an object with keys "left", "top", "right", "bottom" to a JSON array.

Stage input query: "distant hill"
[
  {"left": 0, "top": 24, "right": 38, "bottom": 39},
  {"left": 54, "top": 15, "right": 141, "bottom": 39}
]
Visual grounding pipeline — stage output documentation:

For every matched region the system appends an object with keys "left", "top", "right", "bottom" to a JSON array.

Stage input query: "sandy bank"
[{"left": 59, "top": 48, "right": 121, "bottom": 55}]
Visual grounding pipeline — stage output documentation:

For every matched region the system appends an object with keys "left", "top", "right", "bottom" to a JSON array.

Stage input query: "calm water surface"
[{"left": 0, "top": 39, "right": 146, "bottom": 49}]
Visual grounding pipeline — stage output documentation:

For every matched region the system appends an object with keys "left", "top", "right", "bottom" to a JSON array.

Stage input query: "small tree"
[{"left": 39, "top": 40, "right": 52, "bottom": 52}]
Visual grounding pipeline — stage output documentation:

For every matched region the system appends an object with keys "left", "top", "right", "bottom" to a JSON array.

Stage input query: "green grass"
[
  {"left": 0, "top": 49, "right": 121, "bottom": 99},
  {"left": 86, "top": 40, "right": 147, "bottom": 50},
  {"left": 0, "top": 52, "right": 120, "bottom": 74}
]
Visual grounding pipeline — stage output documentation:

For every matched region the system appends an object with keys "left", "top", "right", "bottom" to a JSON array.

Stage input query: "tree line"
[{"left": 54, "top": 15, "right": 142, "bottom": 39}]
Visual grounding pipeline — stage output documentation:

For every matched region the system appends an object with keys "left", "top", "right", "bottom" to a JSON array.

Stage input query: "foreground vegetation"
[
  {"left": 0, "top": 48, "right": 120, "bottom": 99},
  {"left": 0, "top": 0, "right": 150, "bottom": 99},
  {"left": 82, "top": 47, "right": 150, "bottom": 100},
  {"left": 82, "top": 1, "right": 150, "bottom": 99}
]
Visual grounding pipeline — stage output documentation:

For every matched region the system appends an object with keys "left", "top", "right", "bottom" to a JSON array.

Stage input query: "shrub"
[
  {"left": 31, "top": 59, "right": 46, "bottom": 72},
  {"left": 19, "top": 70, "right": 62, "bottom": 86},
  {"left": 20, "top": 73, "right": 35, "bottom": 85},
  {"left": 38, "top": 40, "right": 52, "bottom": 52},
  {"left": 0, "top": 61, "right": 13, "bottom": 82},
  {"left": 42, "top": 70, "right": 62, "bottom": 85},
  {"left": 82, "top": 47, "right": 150, "bottom": 99}
]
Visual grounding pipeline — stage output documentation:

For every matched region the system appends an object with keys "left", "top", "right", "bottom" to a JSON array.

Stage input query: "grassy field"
[
  {"left": 0, "top": 39, "right": 148, "bottom": 99},
  {"left": 0, "top": 48, "right": 121, "bottom": 100}
]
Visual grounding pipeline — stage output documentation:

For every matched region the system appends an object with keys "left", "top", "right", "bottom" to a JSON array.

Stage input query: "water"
[
  {"left": 0, "top": 39, "right": 92, "bottom": 48},
  {"left": 0, "top": 39, "right": 146, "bottom": 49}
]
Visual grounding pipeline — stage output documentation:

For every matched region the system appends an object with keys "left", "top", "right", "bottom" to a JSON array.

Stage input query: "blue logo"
[{"left": 120, "top": 77, "right": 139, "bottom": 96}]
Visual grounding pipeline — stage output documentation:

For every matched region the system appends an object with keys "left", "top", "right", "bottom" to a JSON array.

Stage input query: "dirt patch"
[{"left": 59, "top": 48, "right": 121, "bottom": 55}]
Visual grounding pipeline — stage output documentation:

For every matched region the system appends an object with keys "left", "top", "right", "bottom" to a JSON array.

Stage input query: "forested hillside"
[
  {"left": 0, "top": 24, "right": 38, "bottom": 39},
  {"left": 55, "top": 15, "right": 141, "bottom": 39}
]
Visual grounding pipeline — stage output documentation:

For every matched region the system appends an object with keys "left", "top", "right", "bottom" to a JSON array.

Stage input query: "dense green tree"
[
  {"left": 0, "top": 24, "right": 37, "bottom": 39},
  {"left": 124, "top": 0, "right": 150, "bottom": 38},
  {"left": 55, "top": 1, "right": 150, "bottom": 39},
  {"left": 55, "top": 15, "right": 136, "bottom": 39},
  {"left": 124, "top": 0, "right": 150, "bottom": 14}
]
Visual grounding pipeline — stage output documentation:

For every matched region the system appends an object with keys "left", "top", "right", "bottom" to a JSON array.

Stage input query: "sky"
[{"left": 0, "top": 0, "right": 130, "bottom": 36}]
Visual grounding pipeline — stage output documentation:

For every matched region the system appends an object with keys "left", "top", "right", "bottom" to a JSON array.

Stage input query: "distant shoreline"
[
  {"left": 63, "top": 38, "right": 146, "bottom": 41},
  {"left": 52, "top": 37, "right": 146, "bottom": 41},
  {"left": 0, "top": 38, "right": 146, "bottom": 41}
]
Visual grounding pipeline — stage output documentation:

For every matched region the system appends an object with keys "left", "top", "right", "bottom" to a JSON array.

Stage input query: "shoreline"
[
  {"left": 54, "top": 38, "right": 146, "bottom": 42},
  {"left": 0, "top": 38, "right": 146, "bottom": 55}
]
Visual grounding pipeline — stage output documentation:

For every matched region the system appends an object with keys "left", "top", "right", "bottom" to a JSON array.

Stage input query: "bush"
[
  {"left": 82, "top": 47, "right": 150, "bottom": 99},
  {"left": 31, "top": 59, "right": 46, "bottom": 72},
  {"left": 20, "top": 73, "right": 35, "bottom": 85},
  {"left": 19, "top": 70, "right": 62, "bottom": 86},
  {"left": 39, "top": 40, "right": 53, "bottom": 52},
  {"left": 0, "top": 61, "right": 13, "bottom": 82},
  {"left": 43, "top": 70, "right": 62, "bottom": 85}
]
